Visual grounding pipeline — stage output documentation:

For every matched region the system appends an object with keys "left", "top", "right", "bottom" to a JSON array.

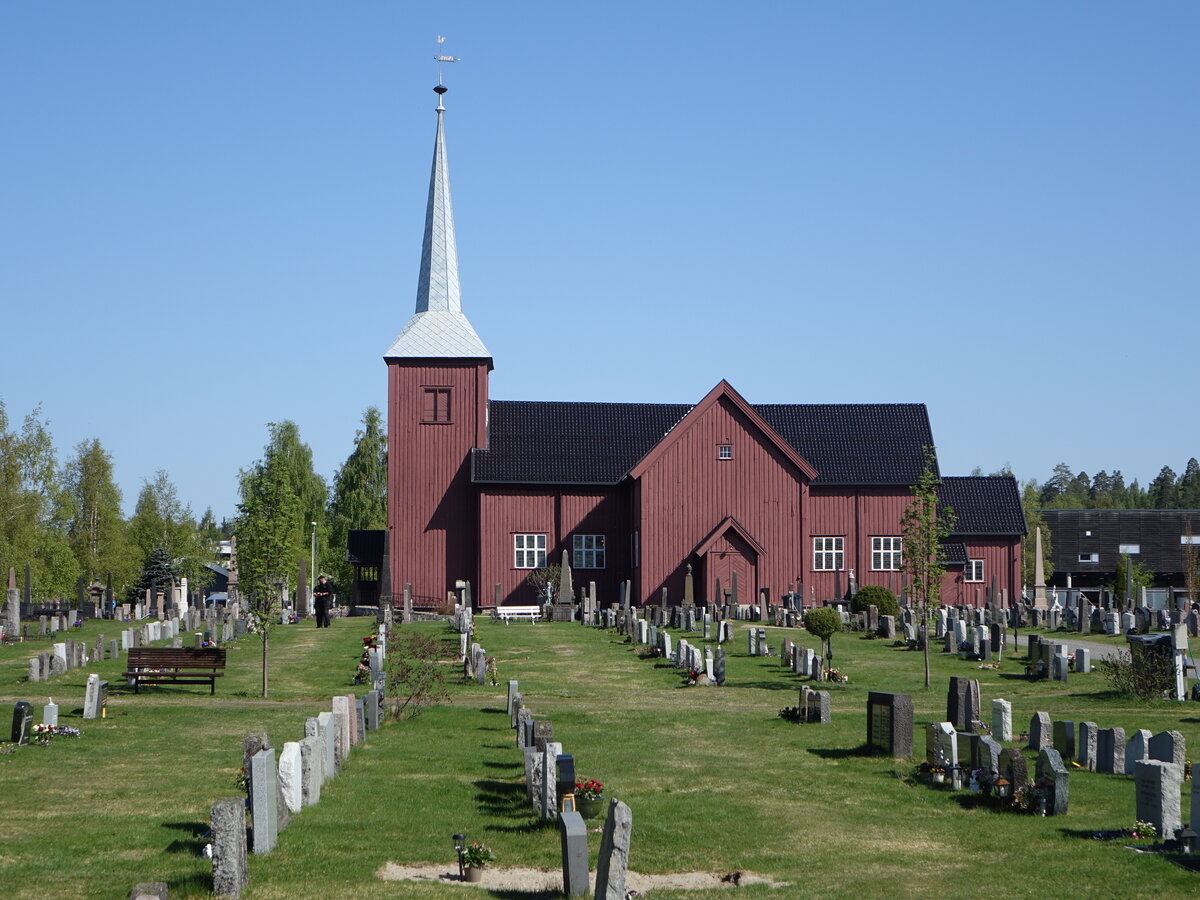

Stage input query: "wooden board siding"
[
  {"left": 806, "top": 487, "right": 911, "bottom": 601},
  {"left": 478, "top": 488, "right": 627, "bottom": 606},
  {"left": 634, "top": 393, "right": 808, "bottom": 605},
  {"left": 941, "top": 538, "right": 1022, "bottom": 608},
  {"left": 386, "top": 359, "right": 489, "bottom": 607}
]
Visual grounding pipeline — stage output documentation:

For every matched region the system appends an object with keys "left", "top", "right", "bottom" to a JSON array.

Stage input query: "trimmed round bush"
[
  {"left": 851, "top": 584, "right": 899, "bottom": 618},
  {"left": 803, "top": 607, "right": 842, "bottom": 641}
]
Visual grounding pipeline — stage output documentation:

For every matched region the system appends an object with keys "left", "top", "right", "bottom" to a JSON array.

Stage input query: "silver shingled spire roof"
[{"left": 385, "top": 81, "right": 491, "bottom": 359}]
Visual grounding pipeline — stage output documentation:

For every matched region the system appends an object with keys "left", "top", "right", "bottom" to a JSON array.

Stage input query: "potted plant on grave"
[
  {"left": 462, "top": 841, "right": 494, "bottom": 882},
  {"left": 575, "top": 778, "right": 606, "bottom": 819}
]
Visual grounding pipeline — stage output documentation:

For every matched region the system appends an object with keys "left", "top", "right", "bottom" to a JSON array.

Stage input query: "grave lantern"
[
  {"left": 556, "top": 754, "right": 576, "bottom": 813},
  {"left": 1178, "top": 825, "right": 1199, "bottom": 855},
  {"left": 452, "top": 833, "right": 467, "bottom": 879},
  {"left": 993, "top": 776, "right": 1011, "bottom": 801}
]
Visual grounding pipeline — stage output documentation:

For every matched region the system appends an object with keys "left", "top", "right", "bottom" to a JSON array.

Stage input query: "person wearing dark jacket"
[{"left": 313, "top": 575, "right": 333, "bottom": 628}]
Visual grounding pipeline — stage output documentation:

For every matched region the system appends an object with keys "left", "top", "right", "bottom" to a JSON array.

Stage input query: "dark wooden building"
[
  {"left": 383, "top": 88, "right": 1025, "bottom": 610},
  {"left": 1040, "top": 508, "right": 1200, "bottom": 592}
]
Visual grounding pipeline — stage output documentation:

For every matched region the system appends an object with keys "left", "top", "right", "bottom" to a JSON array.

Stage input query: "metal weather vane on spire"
[{"left": 434, "top": 35, "right": 460, "bottom": 107}]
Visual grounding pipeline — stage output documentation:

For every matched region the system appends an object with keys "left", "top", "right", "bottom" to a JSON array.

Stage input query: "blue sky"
[{"left": 2, "top": 2, "right": 1196, "bottom": 520}]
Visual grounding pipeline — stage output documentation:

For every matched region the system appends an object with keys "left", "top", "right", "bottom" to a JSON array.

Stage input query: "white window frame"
[
  {"left": 871, "top": 536, "right": 902, "bottom": 571},
  {"left": 1078, "top": 552, "right": 1099, "bottom": 564},
  {"left": 813, "top": 536, "right": 844, "bottom": 572},
  {"left": 513, "top": 533, "right": 547, "bottom": 569},
  {"left": 572, "top": 534, "right": 606, "bottom": 569},
  {"left": 717, "top": 444, "right": 733, "bottom": 460},
  {"left": 965, "top": 559, "right": 984, "bottom": 582}
]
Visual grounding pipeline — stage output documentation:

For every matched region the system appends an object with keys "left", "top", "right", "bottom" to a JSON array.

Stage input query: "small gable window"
[{"left": 717, "top": 444, "right": 734, "bottom": 461}]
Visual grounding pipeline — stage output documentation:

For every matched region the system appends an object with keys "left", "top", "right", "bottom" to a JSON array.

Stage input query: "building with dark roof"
[
  {"left": 383, "top": 86, "right": 1026, "bottom": 609},
  {"left": 1039, "top": 509, "right": 1200, "bottom": 595}
]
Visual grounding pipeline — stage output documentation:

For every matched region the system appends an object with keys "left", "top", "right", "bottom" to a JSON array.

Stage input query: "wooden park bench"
[
  {"left": 492, "top": 605, "right": 542, "bottom": 624},
  {"left": 124, "top": 647, "right": 227, "bottom": 694}
]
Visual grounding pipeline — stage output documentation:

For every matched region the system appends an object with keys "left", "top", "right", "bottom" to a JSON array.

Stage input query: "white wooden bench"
[{"left": 493, "top": 605, "right": 542, "bottom": 624}]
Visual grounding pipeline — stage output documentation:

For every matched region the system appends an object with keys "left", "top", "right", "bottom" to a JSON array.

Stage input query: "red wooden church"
[{"left": 383, "top": 88, "right": 1025, "bottom": 611}]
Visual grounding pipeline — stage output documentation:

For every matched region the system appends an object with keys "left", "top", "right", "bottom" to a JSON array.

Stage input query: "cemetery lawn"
[{"left": 0, "top": 617, "right": 1196, "bottom": 899}]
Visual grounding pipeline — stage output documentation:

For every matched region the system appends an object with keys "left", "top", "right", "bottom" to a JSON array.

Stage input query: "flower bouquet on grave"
[
  {"left": 1130, "top": 820, "right": 1158, "bottom": 841},
  {"left": 32, "top": 724, "right": 81, "bottom": 745},
  {"left": 825, "top": 667, "right": 848, "bottom": 684},
  {"left": 575, "top": 779, "right": 606, "bottom": 818}
]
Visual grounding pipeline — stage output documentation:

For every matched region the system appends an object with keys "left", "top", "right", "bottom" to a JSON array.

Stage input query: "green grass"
[{"left": 1, "top": 615, "right": 1197, "bottom": 899}]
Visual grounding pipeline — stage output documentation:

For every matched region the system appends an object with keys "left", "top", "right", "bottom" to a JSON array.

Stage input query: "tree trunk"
[
  {"left": 261, "top": 631, "right": 269, "bottom": 698},
  {"left": 921, "top": 602, "right": 931, "bottom": 688}
]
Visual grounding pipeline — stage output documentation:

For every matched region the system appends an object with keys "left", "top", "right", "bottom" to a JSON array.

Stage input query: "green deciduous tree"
[
  {"left": 902, "top": 449, "right": 956, "bottom": 689},
  {"left": 1020, "top": 481, "right": 1052, "bottom": 587},
  {"left": 326, "top": 407, "right": 387, "bottom": 591},
  {"left": 0, "top": 401, "right": 79, "bottom": 599},
  {"left": 64, "top": 437, "right": 133, "bottom": 588},
  {"left": 803, "top": 607, "right": 841, "bottom": 661}
]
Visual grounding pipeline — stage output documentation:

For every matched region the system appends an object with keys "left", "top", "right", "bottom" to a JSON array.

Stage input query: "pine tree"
[
  {"left": 1148, "top": 466, "right": 1179, "bottom": 509},
  {"left": 127, "top": 547, "right": 177, "bottom": 604}
]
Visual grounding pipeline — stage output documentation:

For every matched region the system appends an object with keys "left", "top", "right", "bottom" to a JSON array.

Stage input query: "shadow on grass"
[
  {"left": 479, "top": 707, "right": 508, "bottom": 715},
  {"left": 806, "top": 744, "right": 869, "bottom": 760},
  {"left": 481, "top": 759, "right": 521, "bottom": 771},
  {"left": 483, "top": 816, "right": 559, "bottom": 836},
  {"left": 724, "top": 680, "right": 799, "bottom": 691},
  {"left": 474, "top": 778, "right": 532, "bottom": 820},
  {"left": 483, "top": 890, "right": 561, "bottom": 900},
  {"left": 162, "top": 820, "right": 209, "bottom": 855}
]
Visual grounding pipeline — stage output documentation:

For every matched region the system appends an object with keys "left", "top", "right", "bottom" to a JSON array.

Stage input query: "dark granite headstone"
[
  {"left": 866, "top": 691, "right": 913, "bottom": 758},
  {"left": 999, "top": 747, "right": 1028, "bottom": 794},
  {"left": 1036, "top": 748, "right": 1069, "bottom": 815}
]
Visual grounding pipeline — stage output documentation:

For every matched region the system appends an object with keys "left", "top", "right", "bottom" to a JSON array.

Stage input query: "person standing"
[{"left": 313, "top": 575, "right": 333, "bottom": 628}]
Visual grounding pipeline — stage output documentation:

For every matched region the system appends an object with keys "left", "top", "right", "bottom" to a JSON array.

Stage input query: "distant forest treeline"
[{"left": 974, "top": 459, "right": 1200, "bottom": 511}]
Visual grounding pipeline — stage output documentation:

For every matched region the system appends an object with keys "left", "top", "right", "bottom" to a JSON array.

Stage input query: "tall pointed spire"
[{"left": 385, "top": 82, "right": 490, "bottom": 359}]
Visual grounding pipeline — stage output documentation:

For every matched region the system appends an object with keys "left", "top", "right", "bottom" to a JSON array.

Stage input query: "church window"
[
  {"left": 513, "top": 534, "right": 546, "bottom": 569},
  {"left": 717, "top": 444, "right": 734, "bottom": 460},
  {"left": 813, "top": 537, "right": 844, "bottom": 571},
  {"left": 572, "top": 534, "right": 606, "bottom": 569},
  {"left": 965, "top": 559, "right": 984, "bottom": 582},
  {"left": 871, "top": 536, "right": 902, "bottom": 571}
]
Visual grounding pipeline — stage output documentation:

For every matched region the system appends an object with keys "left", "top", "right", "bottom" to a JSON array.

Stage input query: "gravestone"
[
  {"left": 83, "top": 673, "right": 105, "bottom": 719},
  {"left": 1037, "top": 748, "right": 1069, "bottom": 815},
  {"left": 1134, "top": 760, "right": 1182, "bottom": 839},
  {"left": 1075, "top": 647, "right": 1091, "bottom": 674},
  {"left": 559, "top": 810, "right": 589, "bottom": 897},
  {"left": 991, "top": 699, "right": 1012, "bottom": 742},
  {"left": 594, "top": 798, "right": 633, "bottom": 900},
  {"left": 365, "top": 689, "right": 381, "bottom": 731},
  {"left": 928, "top": 721, "right": 957, "bottom": 767},
  {"left": 130, "top": 883, "right": 169, "bottom": 900},
  {"left": 1148, "top": 730, "right": 1186, "bottom": 772},
  {"left": 243, "top": 732, "right": 290, "bottom": 831},
  {"left": 866, "top": 692, "right": 913, "bottom": 758},
  {"left": 211, "top": 797, "right": 248, "bottom": 898},
  {"left": 540, "top": 743, "right": 561, "bottom": 819},
  {"left": 43, "top": 698, "right": 58, "bottom": 727},
  {"left": 278, "top": 742, "right": 303, "bottom": 814},
  {"left": 533, "top": 720, "right": 554, "bottom": 751},
  {"left": 714, "top": 647, "right": 726, "bottom": 686},
  {"left": 507, "top": 680, "right": 519, "bottom": 715},
  {"left": 977, "top": 735, "right": 1003, "bottom": 771},
  {"left": 11, "top": 701, "right": 32, "bottom": 744},
  {"left": 299, "top": 735, "right": 323, "bottom": 806},
  {"left": 998, "top": 747, "right": 1028, "bottom": 793},
  {"left": 1051, "top": 720, "right": 1075, "bottom": 760},
  {"left": 315, "top": 712, "right": 337, "bottom": 777},
  {"left": 947, "top": 677, "right": 980, "bottom": 731},
  {"left": 248, "top": 748, "right": 278, "bottom": 853},
  {"left": 1096, "top": 727, "right": 1127, "bottom": 775},
  {"left": 798, "top": 687, "right": 831, "bottom": 724},
  {"left": 1125, "top": 729, "right": 1152, "bottom": 775},
  {"left": 1028, "top": 712, "right": 1052, "bottom": 751},
  {"left": 1078, "top": 722, "right": 1098, "bottom": 772}
]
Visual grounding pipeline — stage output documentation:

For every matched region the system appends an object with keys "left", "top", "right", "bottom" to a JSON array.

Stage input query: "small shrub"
[
  {"left": 385, "top": 631, "right": 450, "bottom": 720},
  {"left": 1097, "top": 646, "right": 1176, "bottom": 701},
  {"left": 851, "top": 584, "right": 899, "bottom": 617}
]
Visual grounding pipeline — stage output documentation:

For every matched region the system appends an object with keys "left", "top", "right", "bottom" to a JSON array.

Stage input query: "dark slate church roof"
[
  {"left": 472, "top": 400, "right": 936, "bottom": 487},
  {"left": 939, "top": 476, "right": 1027, "bottom": 536}
]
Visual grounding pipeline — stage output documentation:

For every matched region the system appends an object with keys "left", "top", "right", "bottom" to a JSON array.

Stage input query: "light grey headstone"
[
  {"left": 278, "top": 742, "right": 303, "bottom": 814},
  {"left": 507, "top": 680, "right": 519, "bottom": 715},
  {"left": 249, "top": 748, "right": 278, "bottom": 853},
  {"left": 559, "top": 810, "right": 589, "bottom": 897},
  {"left": 1125, "top": 729, "right": 1152, "bottom": 775},
  {"left": 1028, "top": 712, "right": 1052, "bottom": 751},
  {"left": 316, "top": 712, "right": 337, "bottom": 778},
  {"left": 991, "top": 699, "right": 1012, "bottom": 742},
  {"left": 332, "top": 696, "right": 353, "bottom": 752},
  {"left": 1078, "top": 722, "right": 1098, "bottom": 772},
  {"left": 594, "top": 798, "right": 632, "bottom": 900},
  {"left": 299, "top": 735, "right": 323, "bottom": 807},
  {"left": 211, "top": 797, "right": 248, "bottom": 897},
  {"left": 1036, "top": 748, "right": 1069, "bottom": 815},
  {"left": 1135, "top": 759, "right": 1182, "bottom": 839},
  {"left": 83, "top": 673, "right": 102, "bottom": 719},
  {"left": 540, "top": 743, "right": 561, "bottom": 819},
  {"left": 1148, "top": 730, "right": 1186, "bottom": 772},
  {"left": 130, "top": 882, "right": 169, "bottom": 900},
  {"left": 1075, "top": 647, "right": 1091, "bottom": 673},
  {"left": 28, "top": 658, "right": 40, "bottom": 683},
  {"left": 525, "top": 746, "right": 540, "bottom": 804}
]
